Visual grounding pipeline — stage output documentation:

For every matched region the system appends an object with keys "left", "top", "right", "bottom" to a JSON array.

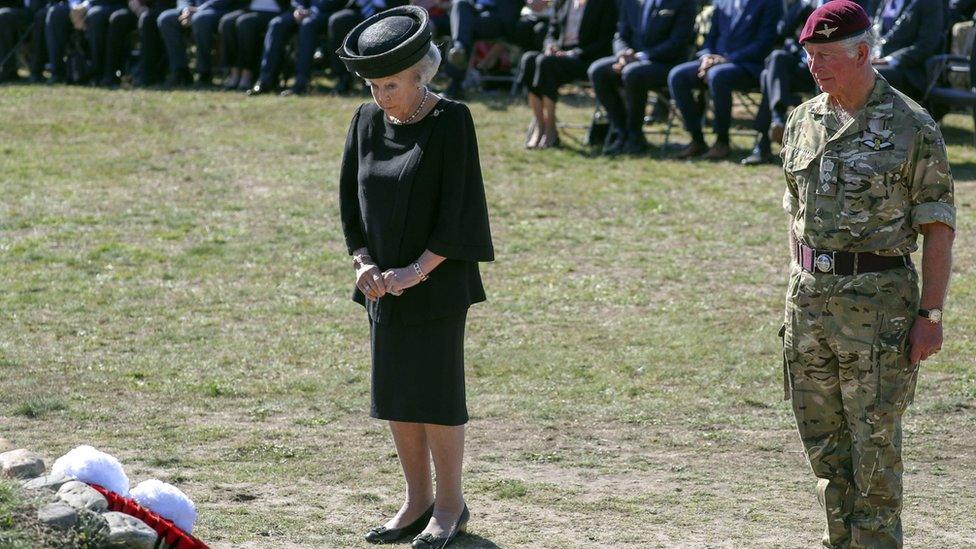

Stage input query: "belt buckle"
[{"left": 815, "top": 252, "right": 835, "bottom": 274}]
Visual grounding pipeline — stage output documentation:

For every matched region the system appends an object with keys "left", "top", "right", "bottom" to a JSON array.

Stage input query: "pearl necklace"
[{"left": 389, "top": 87, "right": 429, "bottom": 125}]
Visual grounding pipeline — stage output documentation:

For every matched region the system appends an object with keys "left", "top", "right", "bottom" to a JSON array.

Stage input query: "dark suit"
[
  {"left": 445, "top": 0, "right": 524, "bottom": 89},
  {"left": 516, "top": 0, "right": 615, "bottom": 101},
  {"left": 257, "top": 0, "right": 338, "bottom": 89},
  {"left": 218, "top": 0, "right": 287, "bottom": 73},
  {"left": 190, "top": 0, "right": 245, "bottom": 78},
  {"left": 0, "top": 0, "right": 52, "bottom": 81},
  {"left": 157, "top": 0, "right": 203, "bottom": 77},
  {"left": 668, "top": 0, "right": 782, "bottom": 144},
  {"left": 588, "top": 0, "right": 696, "bottom": 141},
  {"left": 873, "top": 0, "right": 945, "bottom": 98},
  {"left": 82, "top": 0, "right": 132, "bottom": 85},
  {"left": 101, "top": 0, "right": 175, "bottom": 85}
]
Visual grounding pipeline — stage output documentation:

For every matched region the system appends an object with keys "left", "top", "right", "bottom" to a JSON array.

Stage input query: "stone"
[
  {"left": 0, "top": 449, "right": 45, "bottom": 479},
  {"left": 22, "top": 472, "right": 73, "bottom": 492},
  {"left": 57, "top": 480, "right": 108, "bottom": 512},
  {"left": 37, "top": 502, "right": 78, "bottom": 530},
  {"left": 103, "top": 512, "right": 158, "bottom": 549},
  {"left": 0, "top": 437, "right": 14, "bottom": 453}
]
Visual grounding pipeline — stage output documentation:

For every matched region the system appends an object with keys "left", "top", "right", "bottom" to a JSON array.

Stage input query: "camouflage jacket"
[{"left": 781, "top": 75, "right": 956, "bottom": 256}]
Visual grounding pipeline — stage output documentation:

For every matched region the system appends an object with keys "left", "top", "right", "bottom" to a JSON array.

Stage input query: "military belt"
[{"left": 795, "top": 241, "right": 911, "bottom": 275}]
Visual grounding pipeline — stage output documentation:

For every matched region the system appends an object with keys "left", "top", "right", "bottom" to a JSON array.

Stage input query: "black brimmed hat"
[{"left": 337, "top": 6, "right": 432, "bottom": 80}]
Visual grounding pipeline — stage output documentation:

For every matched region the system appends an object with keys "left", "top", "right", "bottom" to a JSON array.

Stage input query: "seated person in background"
[
  {"left": 156, "top": 0, "right": 204, "bottom": 87},
  {"left": 327, "top": 0, "right": 405, "bottom": 94},
  {"left": 511, "top": 0, "right": 550, "bottom": 52},
  {"left": 519, "top": 0, "right": 615, "bottom": 149},
  {"left": 443, "top": 0, "right": 525, "bottom": 98},
  {"left": 218, "top": 0, "right": 286, "bottom": 91},
  {"left": 188, "top": 0, "right": 244, "bottom": 88},
  {"left": 587, "top": 0, "right": 696, "bottom": 155},
  {"left": 949, "top": 0, "right": 976, "bottom": 23},
  {"left": 667, "top": 0, "right": 782, "bottom": 160},
  {"left": 0, "top": 0, "right": 52, "bottom": 83},
  {"left": 413, "top": 0, "right": 450, "bottom": 36},
  {"left": 42, "top": 0, "right": 77, "bottom": 83},
  {"left": 86, "top": 0, "right": 133, "bottom": 86},
  {"left": 249, "top": 0, "right": 338, "bottom": 95},
  {"left": 743, "top": 0, "right": 873, "bottom": 165},
  {"left": 113, "top": 0, "right": 176, "bottom": 86},
  {"left": 871, "top": 0, "right": 945, "bottom": 99}
]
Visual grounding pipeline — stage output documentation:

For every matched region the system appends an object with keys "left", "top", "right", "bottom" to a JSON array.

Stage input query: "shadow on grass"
[{"left": 382, "top": 533, "right": 500, "bottom": 548}]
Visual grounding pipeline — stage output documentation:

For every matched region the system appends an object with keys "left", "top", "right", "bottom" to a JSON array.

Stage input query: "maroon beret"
[{"left": 799, "top": 0, "right": 871, "bottom": 45}]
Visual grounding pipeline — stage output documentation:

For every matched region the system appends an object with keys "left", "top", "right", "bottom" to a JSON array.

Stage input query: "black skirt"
[{"left": 369, "top": 312, "right": 468, "bottom": 426}]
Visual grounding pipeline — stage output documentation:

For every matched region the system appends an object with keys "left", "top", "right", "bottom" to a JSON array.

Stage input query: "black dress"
[{"left": 339, "top": 98, "right": 494, "bottom": 426}]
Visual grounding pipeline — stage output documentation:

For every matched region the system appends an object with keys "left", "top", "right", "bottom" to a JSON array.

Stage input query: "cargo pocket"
[{"left": 876, "top": 313, "right": 918, "bottom": 411}]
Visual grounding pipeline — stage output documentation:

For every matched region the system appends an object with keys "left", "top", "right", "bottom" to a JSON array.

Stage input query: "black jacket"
[
  {"left": 340, "top": 100, "right": 494, "bottom": 325},
  {"left": 613, "top": 0, "right": 696, "bottom": 62},
  {"left": 874, "top": 0, "right": 945, "bottom": 92},
  {"left": 545, "top": 0, "right": 617, "bottom": 62}
]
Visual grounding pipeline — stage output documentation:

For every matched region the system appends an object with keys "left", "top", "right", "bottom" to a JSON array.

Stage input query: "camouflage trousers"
[{"left": 782, "top": 264, "right": 920, "bottom": 549}]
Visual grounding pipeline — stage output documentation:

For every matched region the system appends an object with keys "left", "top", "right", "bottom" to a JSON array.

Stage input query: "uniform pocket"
[
  {"left": 876, "top": 313, "right": 918, "bottom": 411},
  {"left": 839, "top": 151, "right": 910, "bottom": 237}
]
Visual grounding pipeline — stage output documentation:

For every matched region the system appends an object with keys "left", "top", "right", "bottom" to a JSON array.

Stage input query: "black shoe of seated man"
[
  {"left": 411, "top": 505, "right": 469, "bottom": 549},
  {"left": 163, "top": 67, "right": 193, "bottom": 88},
  {"left": 602, "top": 133, "right": 626, "bottom": 155},
  {"left": 280, "top": 83, "right": 307, "bottom": 97},
  {"left": 194, "top": 72, "right": 215, "bottom": 89},
  {"left": 365, "top": 504, "right": 434, "bottom": 544},
  {"left": 246, "top": 82, "right": 274, "bottom": 96},
  {"left": 622, "top": 135, "right": 649, "bottom": 155},
  {"left": 27, "top": 72, "right": 45, "bottom": 84},
  {"left": 741, "top": 146, "right": 773, "bottom": 166},
  {"left": 98, "top": 76, "right": 120, "bottom": 89}
]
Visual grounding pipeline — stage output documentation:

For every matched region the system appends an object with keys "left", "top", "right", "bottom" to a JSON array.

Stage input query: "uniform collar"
[{"left": 808, "top": 72, "right": 895, "bottom": 138}]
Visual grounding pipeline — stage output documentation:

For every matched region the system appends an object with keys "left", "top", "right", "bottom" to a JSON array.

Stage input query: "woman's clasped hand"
[{"left": 354, "top": 252, "right": 424, "bottom": 300}]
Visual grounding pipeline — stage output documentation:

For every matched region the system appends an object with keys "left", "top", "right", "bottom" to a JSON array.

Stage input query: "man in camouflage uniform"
[{"left": 780, "top": 2, "right": 956, "bottom": 547}]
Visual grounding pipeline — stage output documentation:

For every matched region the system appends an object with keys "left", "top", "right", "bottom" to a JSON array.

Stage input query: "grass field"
[{"left": 1, "top": 85, "right": 974, "bottom": 548}]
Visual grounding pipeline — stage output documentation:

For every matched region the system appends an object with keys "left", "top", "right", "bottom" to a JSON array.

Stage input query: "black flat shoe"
[
  {"left": 411, "top": 505, "right": 469, "bottom": 549},
  {"left": 365, "top": 504, "right": 434, "bottom": 544}
]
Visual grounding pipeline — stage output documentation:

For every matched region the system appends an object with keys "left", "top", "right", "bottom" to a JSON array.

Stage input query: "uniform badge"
[
  {"left": 815, "top": 254, "right": 833, "bottom": 273},
  {"left": 816, "top": 24, "right": 838, "bottom": 38},
  {"left": 861, "top": 131, "right": 893, "bottom": 151}
]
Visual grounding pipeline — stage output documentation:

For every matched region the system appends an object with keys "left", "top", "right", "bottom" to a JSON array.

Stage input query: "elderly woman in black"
[
  {"left": 337, "top": 7, "right": 494, "bottom": 549},
  {"left": 518, "top": 0, "right": 615, "bottom": 148}
]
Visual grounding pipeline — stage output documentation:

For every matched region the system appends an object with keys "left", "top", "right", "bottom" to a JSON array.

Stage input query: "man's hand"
[
  {"left": 128, "top": 0, "right": 147, "bottom": 16},
  {"left": 909, "top": 319, "right": 942, "bottom": 364},
  {"left": 294, "top": 7, "right": 309, "bottom": 22},
  {"left": 69, "top": 5, "right": 87, "bottom": 30},
  {"left": 698, "top": 54, "right": 728, "bottom": 79},
  {"left": 179, "top": 5, "right": 197, "bottom": 27},
  {"left": 612, "top": 49, "right": 635, "bottom": 73}
]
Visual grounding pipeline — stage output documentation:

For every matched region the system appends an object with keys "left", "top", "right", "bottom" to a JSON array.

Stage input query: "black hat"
[{"left": 337, "top": 6, "right": 432, "bottom": 80}]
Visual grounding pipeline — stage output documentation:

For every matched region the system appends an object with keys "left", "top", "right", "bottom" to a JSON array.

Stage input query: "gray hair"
[
  {"left": 411, "top": 44, "right": 441, "bottom": 87},
  {"left": 839, "top": 31, "right": 876, "bottom": 59}
]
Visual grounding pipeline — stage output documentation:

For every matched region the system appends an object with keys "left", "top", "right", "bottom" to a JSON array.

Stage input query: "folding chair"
[{"left": 925, "top": 52, "right": 976, "bottom": 146}]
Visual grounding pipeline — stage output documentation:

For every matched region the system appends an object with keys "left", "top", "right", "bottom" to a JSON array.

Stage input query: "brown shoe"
[
  {"left": 769, "top": 121, "right": 785, "bottom": 144},
  {"left": 674, "top": 141, "right": 708, "bottom": 159},
  {"left": 703, "top": 142, "right": 731, "bottom": 160}
]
